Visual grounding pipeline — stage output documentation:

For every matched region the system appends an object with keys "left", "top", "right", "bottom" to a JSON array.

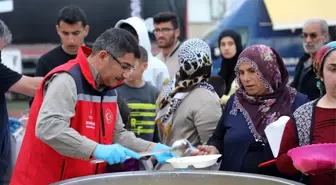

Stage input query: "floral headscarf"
[
  {"left": 156, "top": 38, "right": 216, "bottom": 137},
  {"left": 313, "top": 41, "right": 336, "bottom": 95},
  {"left": 230, "top": 45, "right": 297, "bottom": 143}
]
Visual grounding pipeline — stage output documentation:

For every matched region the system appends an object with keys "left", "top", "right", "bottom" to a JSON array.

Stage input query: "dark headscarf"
[
  {"left": 217, "top": 30, "right": 243, "bottom": 94},
  {"left": 230, "top": 45, "right": 297, "bottom": 143},
  {"left": 313, "top": 41, "right": 336, "bottom": 96}
]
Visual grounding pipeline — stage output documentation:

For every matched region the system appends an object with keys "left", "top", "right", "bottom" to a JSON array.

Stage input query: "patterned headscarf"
[
  {"left": 230, "top": 45, "right": 297, "bottom": 143},
  {"left": 156, "top": 38, "right": 215, "bottom": 137},
  {"left": 313, "top": 41, "right": 336, "bottom": 95}
]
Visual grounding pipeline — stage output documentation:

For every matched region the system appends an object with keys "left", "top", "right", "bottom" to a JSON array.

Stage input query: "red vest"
[{"left": 10, "top": 47, "right": 121, "bottom": 185}]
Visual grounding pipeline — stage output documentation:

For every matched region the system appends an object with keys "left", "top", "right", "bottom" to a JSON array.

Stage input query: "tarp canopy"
[{"left": 264, "top": 0, "right": 336, "bottom": 30}]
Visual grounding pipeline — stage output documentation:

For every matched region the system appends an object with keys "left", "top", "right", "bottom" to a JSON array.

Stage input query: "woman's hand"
[
  {"left": 190, "top": 145, "right": 219, "bottom": 156},
  {"left": 293, "top": 163, "right": 310, "bottom": 176}
]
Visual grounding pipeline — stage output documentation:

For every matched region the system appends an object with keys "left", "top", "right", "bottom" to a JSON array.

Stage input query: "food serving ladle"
[{"left": 90, "top": 139, "right": 198, "bottom": 164}]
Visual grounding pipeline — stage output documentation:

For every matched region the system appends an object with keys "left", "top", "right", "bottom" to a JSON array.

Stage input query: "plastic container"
[
  {"left": 287, "top": 143, "right": 336, "bottom": 174},
  {"left": 166, "top": 154, "right": 222, "bottom": 169}
]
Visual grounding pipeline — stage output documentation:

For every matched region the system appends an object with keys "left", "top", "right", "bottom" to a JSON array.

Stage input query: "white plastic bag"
[{"left": 10, "top": 111, "right": 28, "bottom": 171}]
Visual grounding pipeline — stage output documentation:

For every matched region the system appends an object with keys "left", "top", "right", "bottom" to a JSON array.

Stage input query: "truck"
[{"left": 203, "top": 0, "right": 336, "bottom": 78}]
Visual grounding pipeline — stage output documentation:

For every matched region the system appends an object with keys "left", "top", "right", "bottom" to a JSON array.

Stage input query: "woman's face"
[
  {"left": 220, "top": 36, "right": 237, "bottom": 59},
  {"left": 238, "top": 62, "right": 268, "bottom": 96},
  {"left": 322, "top": 50, "right": 336, "bottom": 98}
]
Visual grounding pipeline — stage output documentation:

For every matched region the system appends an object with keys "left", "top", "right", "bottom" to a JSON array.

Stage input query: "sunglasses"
[
  {"left": 106, "top": 50, "right": 135, "bottom": 73},
  {"left": 301, "top": 32, "right": 318, "bottom": 39}
]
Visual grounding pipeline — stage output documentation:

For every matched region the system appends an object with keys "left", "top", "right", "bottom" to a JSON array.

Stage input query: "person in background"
[
  {"left": 291, "top": 19, "right": 329, "bottom": 100},
  {"left": 154, "top": 11, "right": 181, "bottom": 79},
  {"left": 217, "top": 30, "right": 243, "bottom": 95},
  {"left": 277, "top": 41, "right": 336, "bottom": 185},
  {"left": 0, "top": 19, "right": 42, "bottom": 184},
  {"left": 115, "top": 17, "right": 170, "bottom": 91},
  {"left": 107, "top": 46, "right": 161, "bottom": 172},
  {"left": 29, "top": 5, "right": 89, "bottom": 106},
  {"left": 31, "top": 6, "right": 131, "bottom": 141},
  {"left": 117, "top": 96, "right": 132, "bottom": 131},
  {"left": 117, "top": 46, "right": 160, "bottom": 143},
  {"left": 10, "top": 28, "right": 174, "bottom": 185},
  {"left": 35, "top": 5, "right": 89, "bottom": 77},
  {"left": 194, "top": 45, "right": 308, "bottom": 178},
  {"left": 155, "top": 38, "right": 222, "bottom": 169},
  {"left": 217, "top": 30, "right": 243, "bottom": 105},
  {"left": 220, "top": 78, "right": 239, "bottom": 105},
  {"left": 207, "top": 75, "right": 226, "bottom": 100}
]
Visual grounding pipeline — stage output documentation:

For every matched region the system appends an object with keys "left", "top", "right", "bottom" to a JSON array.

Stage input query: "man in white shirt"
[{"left": 115, "top": 17, "right": 170, "bottom": 91}]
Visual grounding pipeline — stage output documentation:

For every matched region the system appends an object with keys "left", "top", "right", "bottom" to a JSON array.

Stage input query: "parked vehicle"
[{"left": 204, "top": 0, "right": 336, "bottom": 78}]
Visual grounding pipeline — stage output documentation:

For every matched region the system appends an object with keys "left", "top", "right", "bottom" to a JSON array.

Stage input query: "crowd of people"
[{"left": 0, "top": 5, "right": 335, "bottom": 185}]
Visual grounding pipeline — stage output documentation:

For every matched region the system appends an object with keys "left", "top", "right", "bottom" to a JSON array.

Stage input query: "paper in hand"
[{"left": 265, "top": 116, "right": 290, "bottom": 158}]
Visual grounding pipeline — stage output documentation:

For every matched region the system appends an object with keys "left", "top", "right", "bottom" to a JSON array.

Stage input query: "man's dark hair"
[
  {"left": 57, "top": 5, "right": 88, "bottom": 27},
  {"left": 119, "top": 23, "right": 138, "bottom": 39},
  {"left": 153, "top": 11, "right": 179, "bottom": 29},
  {"left": 92, "top": 28, "right": 140, "bottom": 59},
  {"left": 138, "top": 46, "right": 148, "bottom": 62}
]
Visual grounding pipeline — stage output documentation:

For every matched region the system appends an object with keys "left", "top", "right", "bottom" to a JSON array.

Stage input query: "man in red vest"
[{"left": 10, "top": 28, "right": 173, "bottom": 185}]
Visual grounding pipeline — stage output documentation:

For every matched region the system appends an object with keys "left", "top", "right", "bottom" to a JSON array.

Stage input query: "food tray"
[{"left": 166, "top": 154, "right": 221, "bottom": 169}]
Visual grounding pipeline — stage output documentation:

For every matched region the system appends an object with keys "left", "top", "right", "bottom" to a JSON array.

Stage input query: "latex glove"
[
  {"left": 8, "top": 118, "right": 23, "bottom": 134},
  {"left": 93, "top": 144, "right": 141, "bottom": 165},
  {"left": 151, "top": 143, "right": 177, "bottom": 164}
]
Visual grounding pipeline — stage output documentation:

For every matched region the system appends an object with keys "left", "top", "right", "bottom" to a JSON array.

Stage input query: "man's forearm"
[
  {"left": 113, "top": 110, "right": 154, "bottom": 152},
  {"left": 9, "top": 76, "right": 43, "bottom": 96},
  {"left": 36, "top": 118, "right": 98, "bottom": 159},
  {"left": 114, "top": 127, "right": 154, "bottom": 152}
]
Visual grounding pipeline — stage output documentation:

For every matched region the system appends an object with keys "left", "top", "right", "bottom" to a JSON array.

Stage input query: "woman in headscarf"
[
  {"left": 276, "top": 41, "right": 336, "bottom": 185},
  {"left": 217, "top": 30, "right": 243, "bottom": 104},
  {"left": 155, "top": 38, "right": 222, "bottom": 167},
  {"left": 217, "top": 30, "right": 243, "bottom": 92},
  {"left": 193, "top": 45, "right": 308, "bottom": 176}
]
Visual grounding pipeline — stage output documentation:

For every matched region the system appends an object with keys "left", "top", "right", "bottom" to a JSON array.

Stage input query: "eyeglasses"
[
  {"left": 153, "top": 28, "right": 175, "bottom": 35},
  {"left": 301, "top": 32, "right": 318, "bottom": 39},
  {"left": 106, "top": 50, "right": 135, "bottom": 73}
]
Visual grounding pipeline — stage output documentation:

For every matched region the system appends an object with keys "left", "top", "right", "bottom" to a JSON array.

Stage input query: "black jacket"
[{"left": 290, "top": 54, "right": 320, "bottom": 100}]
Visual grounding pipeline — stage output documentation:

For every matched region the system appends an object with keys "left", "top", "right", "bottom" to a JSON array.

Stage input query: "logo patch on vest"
[
  {"left": 105, "top": 109, "right": 113, "bottom": 124},
  {"left": 86, "top": 121, "right": 95, "bottom": 129}
]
